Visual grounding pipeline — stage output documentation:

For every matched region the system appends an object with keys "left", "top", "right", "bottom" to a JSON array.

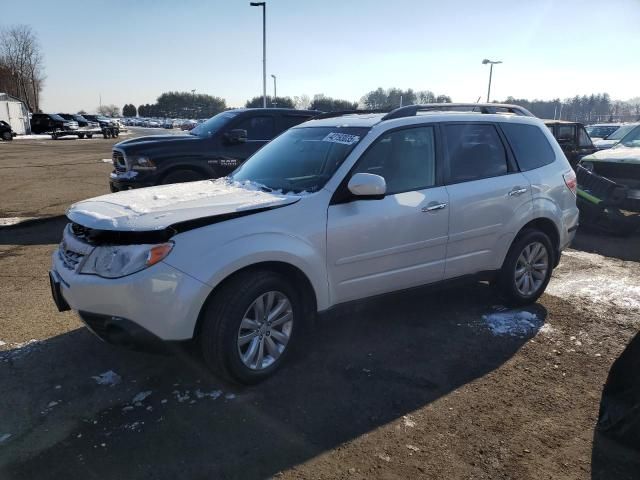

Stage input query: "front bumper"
[
  {"left": 109, "top": 170, "right": 154, "bottom": 191},
  {"left": 50, "top": 247, "right": 212, "bottom": 341}
]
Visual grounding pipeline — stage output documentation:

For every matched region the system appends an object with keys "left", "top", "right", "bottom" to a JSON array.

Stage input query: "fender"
[{"left": 165, "top": 231, "right": 330, "bottom": 311}]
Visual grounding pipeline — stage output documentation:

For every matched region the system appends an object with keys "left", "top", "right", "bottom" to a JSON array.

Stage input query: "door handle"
[
  {"left": 422, "top": 202, "right": 447, "bottom": 212},
  {"left": 508, "top": 187, "right": 528, "bottom": 197}
]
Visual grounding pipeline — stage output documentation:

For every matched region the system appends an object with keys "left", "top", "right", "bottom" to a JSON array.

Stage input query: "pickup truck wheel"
[
  {"left": 497, "top": 229, "right": 553, "bottom": 307},
  {"left": 78, "top": 133, "right": 85, "bottom": 139},
  {"left": 1, "top": 132, "right": 12, "bottom": 141},
  {"left": 86, "top": 134, "right": 93, "bottom": 139},
  {"left": 161, "top": 169, "right": 205, "bottom": 184},
  {"left": 51, "top": 133, "right": 58, "bottom": 140},
  {"left": 200, "top": 270, "right": 303, "bottom": 385}
]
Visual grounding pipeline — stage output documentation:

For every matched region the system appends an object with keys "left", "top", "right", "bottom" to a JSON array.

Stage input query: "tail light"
[{"left": 563, "top": 170, "right": 577, "bottom": 196}]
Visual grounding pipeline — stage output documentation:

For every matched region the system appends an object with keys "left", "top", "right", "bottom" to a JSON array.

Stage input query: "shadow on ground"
[
  {"left": 1, "top": 283, "right": 547, "bottom": 480},
  {"left": 0, "top": 216, "right": 67, "bottom": 246},
  {"left": 572, "top": 227, "right": 640, "bottom": 262}
]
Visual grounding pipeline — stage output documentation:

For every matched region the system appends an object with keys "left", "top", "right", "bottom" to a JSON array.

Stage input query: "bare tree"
[
  {"left": 293, "top": 94, "right": 311, "bottom": 110},
  {"left": 97, "top": 104, "right": 121, "bottom": 117},
  {"left": 0, "top": 25, "right": 45, "bottom": 112}
]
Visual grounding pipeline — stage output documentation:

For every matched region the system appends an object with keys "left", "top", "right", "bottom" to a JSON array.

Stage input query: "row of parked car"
[{"left": 120, "top": 117, "right": 203, "bottom": 130}]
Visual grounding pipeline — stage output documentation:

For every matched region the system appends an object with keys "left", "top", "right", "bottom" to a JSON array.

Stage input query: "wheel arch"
[
  {"left": 193, "top": 261, "right": 318, "bottom": 340},
  {"left": 515, "top": 217, "right": 561, "bottom": 267},
  {"left": 159, "top": 163, "right": 212, "bottom": 184}
]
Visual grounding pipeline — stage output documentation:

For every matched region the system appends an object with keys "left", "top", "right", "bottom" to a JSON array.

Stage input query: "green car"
[{"left": 577, "top": 124, "right": 640, "bottom": 235}]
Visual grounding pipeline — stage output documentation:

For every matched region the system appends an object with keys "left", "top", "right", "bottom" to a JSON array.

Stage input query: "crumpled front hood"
[
  {"left": 67, "top": 179, "right": 300, "bottom": 231},
  {"left": 582, "top": 146, "right": 640, "bottom": 164}
]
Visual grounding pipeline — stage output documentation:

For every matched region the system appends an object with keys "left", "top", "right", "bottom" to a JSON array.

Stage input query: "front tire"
[
  {"left": 1, "top": 132, "right": 12, "bottom": 141},
  {"left": 497, "top": 229, "right": 554, "bottom": 306},
  {"left": 200, "top": 270, "right": 303, "bottom": 385}
]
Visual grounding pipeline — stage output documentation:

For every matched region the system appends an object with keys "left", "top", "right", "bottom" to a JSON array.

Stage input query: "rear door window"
[
  {"left": 234, "top": 115, "right": 275, "bottom": 140},
  {"left": 501, "top": 123, "right": 556, "bottom": 171},
  {"left": 443, "top": 124, "right": 508, "bottom": 184}
]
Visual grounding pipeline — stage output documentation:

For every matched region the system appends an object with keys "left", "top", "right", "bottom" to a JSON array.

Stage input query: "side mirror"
[
  {"left": 347, "top": 173, "right": 386, "bottom": 199},
  {"left": 224, "top": 129, "right": 248, "bottom": 144}
]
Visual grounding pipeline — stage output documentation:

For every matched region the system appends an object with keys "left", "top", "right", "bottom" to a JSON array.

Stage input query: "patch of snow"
[
  {"left": 0, "top": 217, "right": 39, "bottom": 227},
  {"left": 224, "top": 393, "right": 236, "bottom": 400},
  {"left": 406, "top": 444, "right": 420, "bottom": 452},
  {"left": 101, "top": 158, "right": 113, "bottom": 163},
  {"left": 54, "top": 385, "right": 62, "bottom": 389},
  {"left": 91, "top": 370, "right": 122, "bottom": 386},
  {"left": 481, "top": 310, "right": 542, "bottom": 337},
  {"left": 402, "top": 415, "right": 416, "bottom": 428},
  {"left": 173, "top": 390, "right": 190, "bottom": 403},
  {"left": 131, "top": 391, "right": 152, "bottom": 403},
  {"left": 47, "top": 401, "right": 59, "bottom": 408},
  {"left": 538, "top": 323, "right": 555, "bottom": 335},
  {"left": 0, "top": 433, "right": 11, "bottom": 444},
  {"left": 0, "top": 340, "right": 5, "bottom": 346},
  {"left": 14, "top": 134, "right": 51, "bottom": 140}
]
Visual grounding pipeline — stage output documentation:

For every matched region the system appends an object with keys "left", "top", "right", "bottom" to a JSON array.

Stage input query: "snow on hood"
[
  {"left": 67, "top": 179, "right": 301, "bottom": 231},
  {"left": 582, "top": 145, "right": 640, "bottom": 164}
]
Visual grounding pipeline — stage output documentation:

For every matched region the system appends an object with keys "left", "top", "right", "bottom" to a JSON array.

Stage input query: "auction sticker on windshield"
[{"left": 322, "top": 132, "right": 360, "bottom": 145}]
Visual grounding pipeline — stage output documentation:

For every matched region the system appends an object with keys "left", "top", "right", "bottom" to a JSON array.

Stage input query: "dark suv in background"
[
  {"left": 109, "top": 108, "right": 320, "bottom": 191},
  {"left": 544, "top": 120, "right": 596, "bottom": 167}
]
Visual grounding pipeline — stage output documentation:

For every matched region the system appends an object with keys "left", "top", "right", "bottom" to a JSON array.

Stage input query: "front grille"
[
  {"left": 112, "top": 150, "right": 127, "bottom": 172},
  {"left": 58, "top": 224, "right": 95, "bottom": 271},
  {"left": 59, "top": 248, "right": 85, "bottom": 271}
]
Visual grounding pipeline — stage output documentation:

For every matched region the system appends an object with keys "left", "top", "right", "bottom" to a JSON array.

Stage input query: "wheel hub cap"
[
  {"left": 514, "top": 241, "right": 549, "bottom": 296},
  {"left": 237, "top": 291, "right": 293, "bottom": 371}
]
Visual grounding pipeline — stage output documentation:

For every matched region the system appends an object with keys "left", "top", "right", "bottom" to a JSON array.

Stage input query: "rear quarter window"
[{"left": 502, "top": 123, "right": 556, "bottom": 171}]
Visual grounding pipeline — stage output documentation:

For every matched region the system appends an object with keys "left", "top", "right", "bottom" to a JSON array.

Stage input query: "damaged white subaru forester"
[{"left": 50, "top": 104, "right": 579, "bottom": 384}]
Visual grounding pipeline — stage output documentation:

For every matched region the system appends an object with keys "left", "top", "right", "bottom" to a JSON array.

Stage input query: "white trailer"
[{"left": 0, "top": 93, "right": 30, "bottom": 135}]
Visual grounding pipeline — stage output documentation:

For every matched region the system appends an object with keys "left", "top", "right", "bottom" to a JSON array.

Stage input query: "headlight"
[
  {"left": 80, "top": 242, "right": 173, "bottom": 278},
  {"left": 131, "top": 156, "right": 156, "bottom": 171}
]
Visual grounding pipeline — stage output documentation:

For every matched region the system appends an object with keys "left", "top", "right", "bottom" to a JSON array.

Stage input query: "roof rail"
[
  {"left": 313, "top": 109, "right": 390, "bottom": 120},
  {"left": 381, "top": 103, "right": 536, "bottom": 121}
]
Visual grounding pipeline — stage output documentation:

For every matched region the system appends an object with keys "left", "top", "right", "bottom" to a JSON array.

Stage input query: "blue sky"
[{"left": 3, "top": 0, "right": 639, "bottom": 113}]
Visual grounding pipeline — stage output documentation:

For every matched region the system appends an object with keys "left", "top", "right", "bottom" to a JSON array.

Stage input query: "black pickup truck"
[{"left": 109, "top": 108, "right": 319, "bottom": 191}]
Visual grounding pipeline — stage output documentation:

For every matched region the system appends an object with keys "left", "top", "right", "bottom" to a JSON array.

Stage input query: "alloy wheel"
[
  {"left": 237, "top": 291, "right": 293, "bottom": 371},
  {"left": 514, "top": 241, "right": 549, "bottom": 296}
]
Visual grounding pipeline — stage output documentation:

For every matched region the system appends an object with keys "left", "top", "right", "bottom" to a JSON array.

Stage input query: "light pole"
[
  {"left": 271, "top": 74, "right": 277, "bottom": 107},
  {"left": 250, "top": 2, "right": 267, "bottom": 108},
  {"left": 482, "top": 59, "right": 502, "bottom": 102},
  {"left": 191, "top": 89, "right": 196, "bottom": 118}
]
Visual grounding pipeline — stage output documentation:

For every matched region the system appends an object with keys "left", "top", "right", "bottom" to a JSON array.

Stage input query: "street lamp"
[
  {"left": 482, "top": 59, "right": 502, "bottom": 103},
  {"left": 271, "top": 74, "right": 277, "bottom": 107},
  {"left": 250, "top": 2, "right": 267, "bottom": 108}
]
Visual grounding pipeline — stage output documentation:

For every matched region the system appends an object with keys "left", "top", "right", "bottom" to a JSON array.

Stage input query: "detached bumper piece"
[
  {"left": 78, "top": 311, "right": 169, "bottom": 354},
  {"left": 576, "top": 165, "right": 640, "bottom": 236}
]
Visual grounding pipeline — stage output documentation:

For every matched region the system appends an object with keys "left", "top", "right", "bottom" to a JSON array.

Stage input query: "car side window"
[
  {"left": 556, "top": 125, "right": 575, "bottom": 143},
  {"left": 234, "top": 116, "right": 275, "bottom": 140},
  {"left": 578, "top": 127, "right": 593, "bottom": 147},
  {"left": 444, "top": 124, "right": 508, "bottom": 184},
  {"left": 501, "top": 123, "right": 555, "bottom": 171},
  {"left": 352, "top": 126, "right": 436, "bottom": 195}
]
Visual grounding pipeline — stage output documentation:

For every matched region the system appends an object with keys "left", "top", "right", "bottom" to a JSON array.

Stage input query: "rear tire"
[
  {"left": 497, "top": 229, "right": 554, "bottom": 306},
  {"left": 78, "top": 133, "right": 85, "bottom": 139},
  {"left": 200, "top": 270, "right": 304, "bottom": 385},
  {"left": 87, "top": 134, "right": 93, "bottom": 139},
  {"left": 161, "top": 169, "right": 205, "bottom": 185},
  {"left": 1, "top": 132, "right": 12, "bottom": 141}
]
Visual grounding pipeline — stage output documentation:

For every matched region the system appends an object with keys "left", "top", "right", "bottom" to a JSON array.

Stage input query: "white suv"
[{"left": 49, "top": 103, "right": 579, "bottom": 384}]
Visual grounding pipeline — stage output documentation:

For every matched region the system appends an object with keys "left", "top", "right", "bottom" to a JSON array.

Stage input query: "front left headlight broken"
[{"left": 80, "top": 242, "right": 173, "bottom": 278}]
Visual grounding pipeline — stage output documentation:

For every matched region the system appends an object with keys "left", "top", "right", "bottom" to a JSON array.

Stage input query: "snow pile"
[
  {"left": 547, "top": 250, "right": 640, "bottom": 312},
  {"left": 131, "top": 391, "right": 152, "bottom": 403},
  {"left": 91, "top": 370, "right": 122, "bottom": 386},
  {"left": 481, "top": 310, "right": 542, "bottom": 337}
]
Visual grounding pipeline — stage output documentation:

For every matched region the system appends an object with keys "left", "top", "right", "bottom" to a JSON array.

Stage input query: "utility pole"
[
  {"left": 482, "top": 59, "right": 502, "bottom": 102},
  {"left": 250, "top": 2, "right": 267, "bottom": 108},
  {"left": 271, "top": 74, "right": 277, "bottom": 107}
]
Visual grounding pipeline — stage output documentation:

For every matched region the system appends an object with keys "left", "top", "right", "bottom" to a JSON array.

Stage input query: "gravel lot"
[{"left": 0, "top": 134, "right": 639, "bottom": 479}]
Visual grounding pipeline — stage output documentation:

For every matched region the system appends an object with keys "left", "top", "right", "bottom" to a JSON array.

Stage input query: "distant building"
[{"left": 0, "top": 93, "right": 30, "bottom": 135}]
